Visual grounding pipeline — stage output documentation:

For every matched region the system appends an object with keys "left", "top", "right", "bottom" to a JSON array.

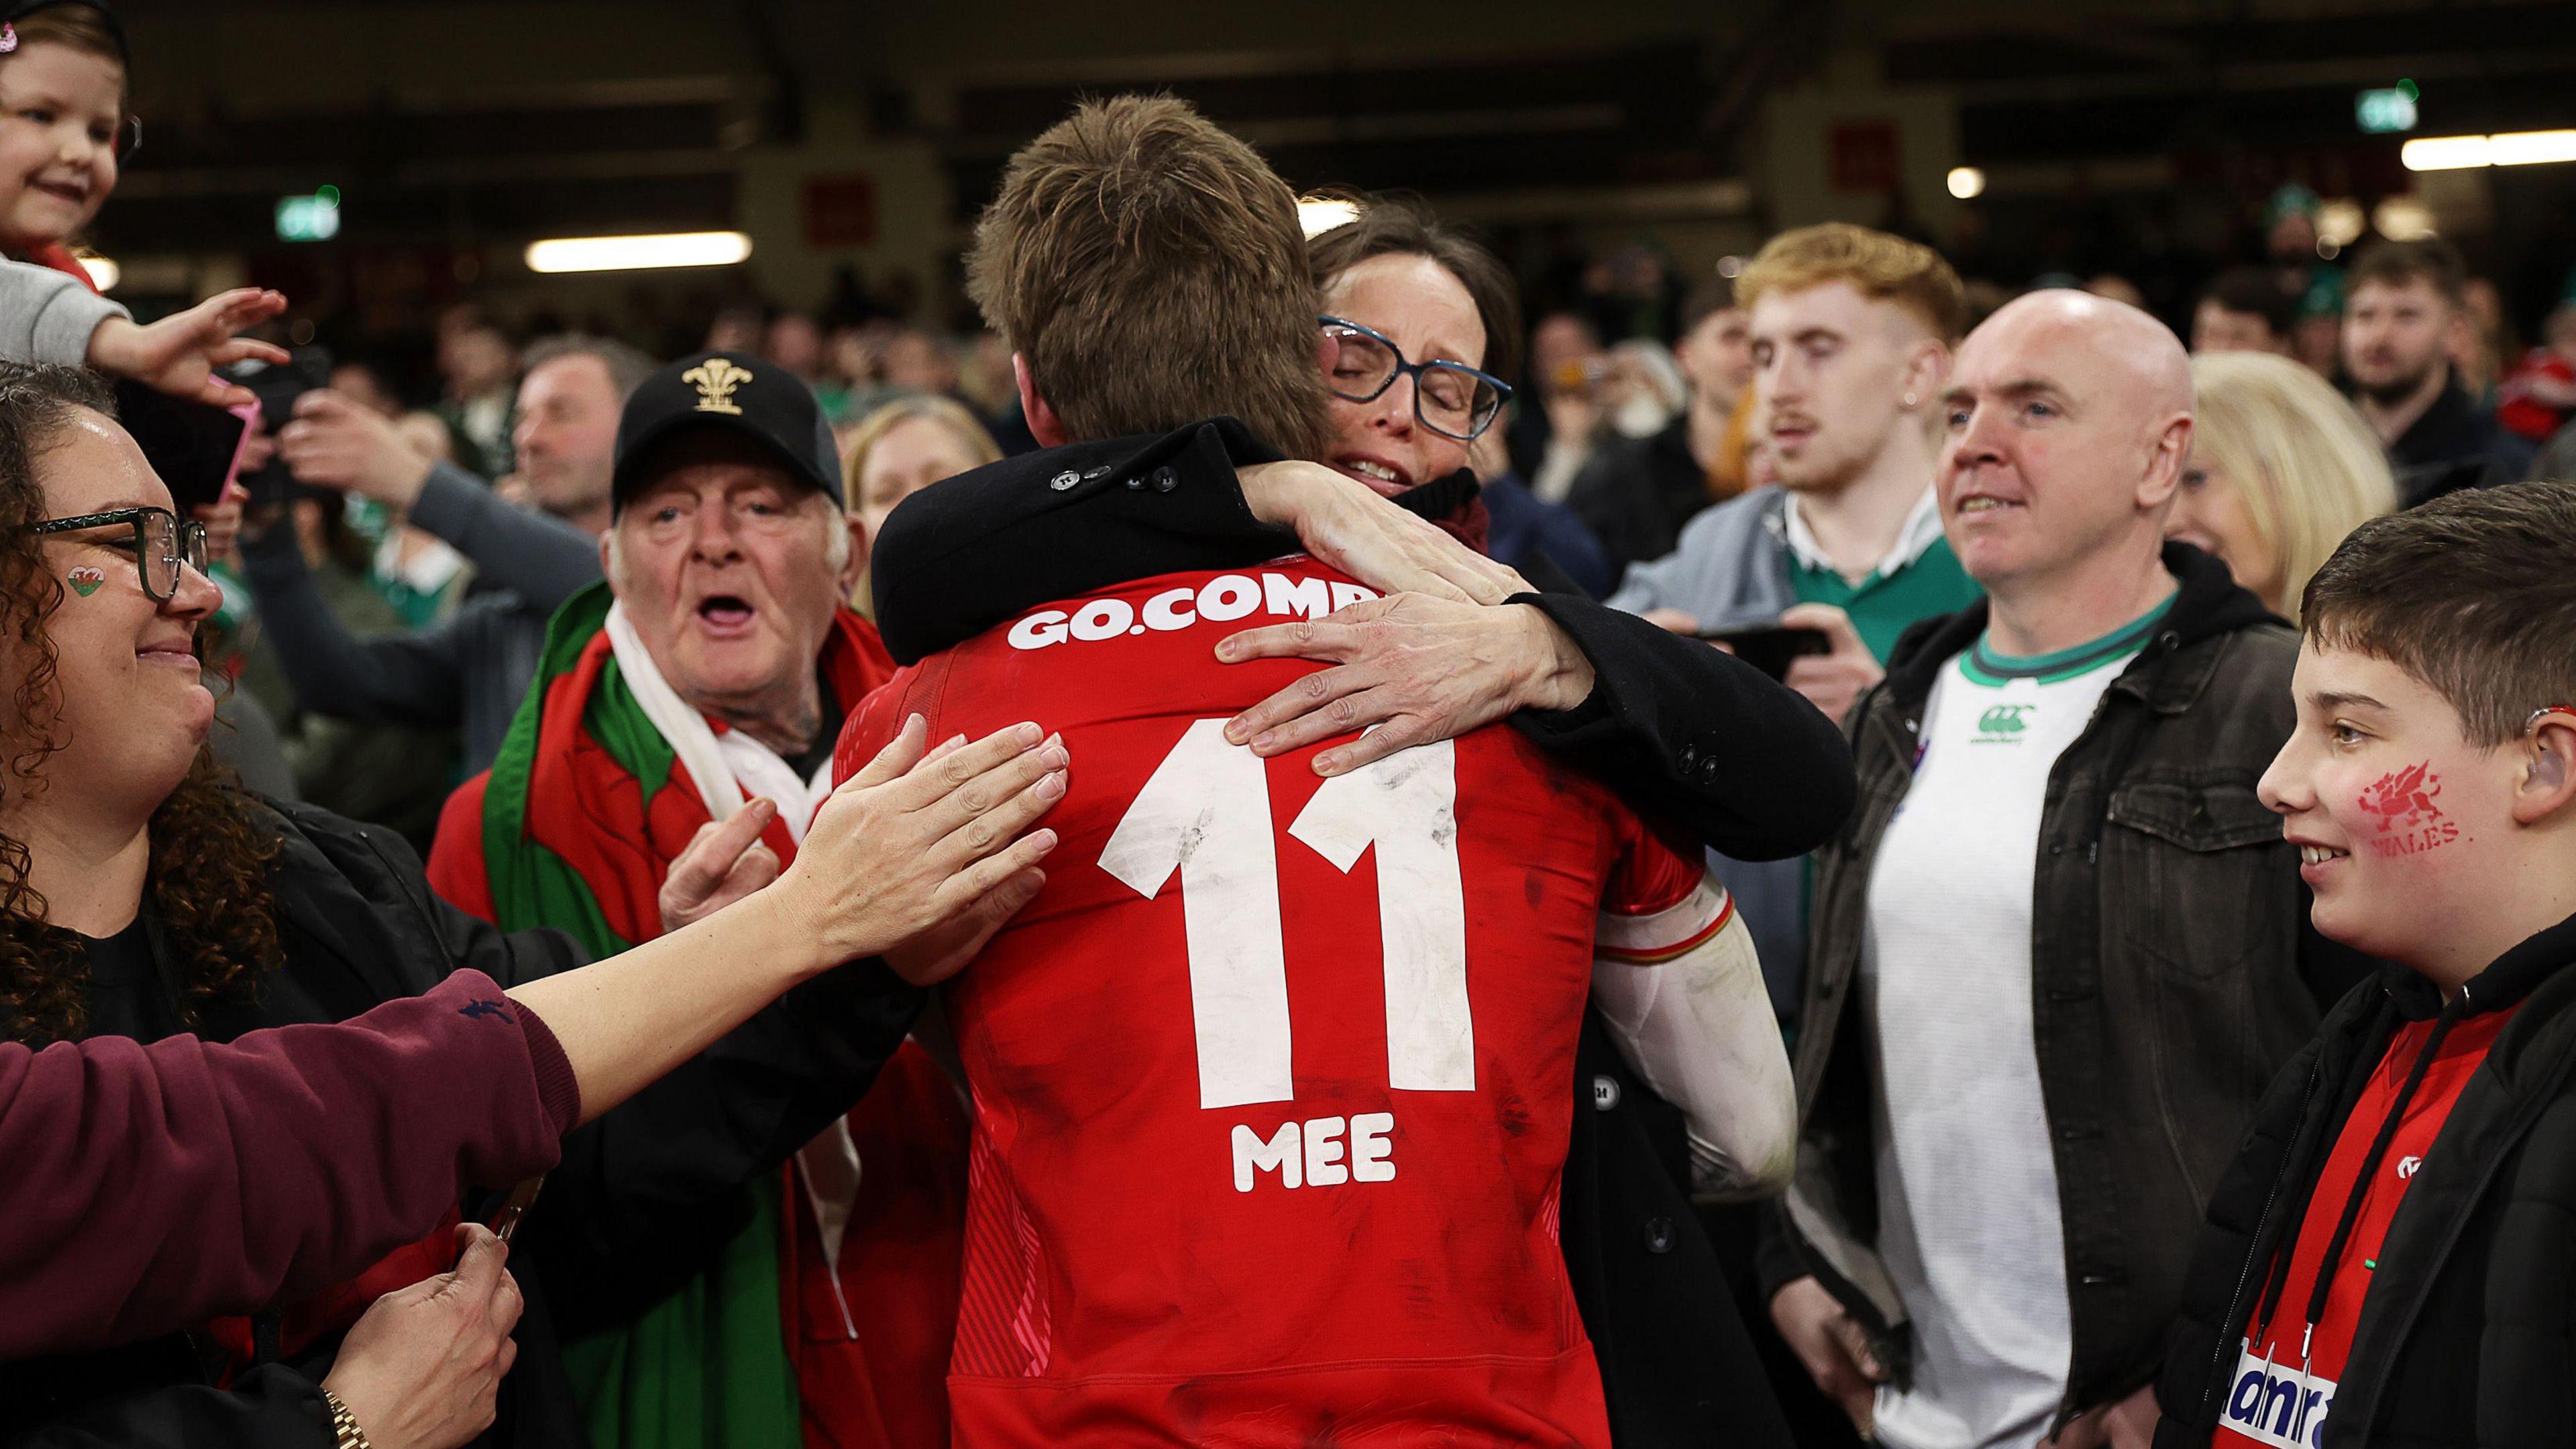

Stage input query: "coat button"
[
  {"left": 1049, "top": 470, "right": 1080, "bottom": 491},
  {"left": 1698, "top": 757, "right": 1721, "bottom": 784},
  {"left": 1644, "top": 1217, "right": 1676, "bottom": 1254},
  {"left": 1678, "top": 744, "right": 1700, "bottom": 771},
  {"left": 1592, "top": 1075, "right": 1621, "bottom": 1112},
  {"left": 1083, "top": 464, "right": 1113, "bottom": 480},
  {"left": 1152, "top": 466, "right": 1179, "bottom": 492},
  {"left": 1125, "top": 475, "right": 1146, "bottom": 489}
]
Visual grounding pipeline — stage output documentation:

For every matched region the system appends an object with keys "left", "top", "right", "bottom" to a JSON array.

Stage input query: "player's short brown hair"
[
  {"left": 2301, "top": 481, "right": 2576, "bottom": 747},
  {"left": 1734, "top": 223, "right": 1968, "bottom": 341},
  {"left": 965, "top": 95, "right": 1331, "bottom": 458},
  {"left": 2345, "top": 237, "right": 2467, "bottom": 307}
]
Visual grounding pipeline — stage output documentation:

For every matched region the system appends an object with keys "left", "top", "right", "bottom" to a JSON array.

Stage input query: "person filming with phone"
[{"left": 1600, "top": 225, "right": 1986, "bottom": 1019}]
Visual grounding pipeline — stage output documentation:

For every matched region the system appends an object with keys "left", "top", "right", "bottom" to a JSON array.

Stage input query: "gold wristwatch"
[{"left": 321, "top": 1387, "right": 374, "bottom": 1449}]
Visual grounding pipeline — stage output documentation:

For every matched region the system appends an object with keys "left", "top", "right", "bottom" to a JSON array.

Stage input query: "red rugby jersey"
[{"left": 835, "top": 559, "right": 1726, "bottom": 1448}]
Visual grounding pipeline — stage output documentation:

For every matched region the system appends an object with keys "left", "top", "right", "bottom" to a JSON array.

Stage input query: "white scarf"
[{"left": 602, "top": 599, "right": 864, "bottom": 1331}]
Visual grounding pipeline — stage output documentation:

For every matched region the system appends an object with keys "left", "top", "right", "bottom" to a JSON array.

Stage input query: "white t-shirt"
[{"left": 1862, "top": 612, "right": 2159, "bottom": 1449}]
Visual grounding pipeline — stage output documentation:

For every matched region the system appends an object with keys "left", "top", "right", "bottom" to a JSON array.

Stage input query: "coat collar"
[
  {"left": 1880, "top": 540, "right": 2277, "bottom": 713},
  {"left": 2383, "top": 910, "right": 2576, "bottom": 1022}
]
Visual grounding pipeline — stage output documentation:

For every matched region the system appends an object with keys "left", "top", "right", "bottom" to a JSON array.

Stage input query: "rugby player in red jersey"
[{"left": 837, "top": 553, "right": 1790, "bottom": 1445}]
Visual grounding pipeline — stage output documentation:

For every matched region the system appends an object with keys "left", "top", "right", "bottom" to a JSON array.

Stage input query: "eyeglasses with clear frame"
[
  {"left": 30, "top": 506, "right": 209, "bottom": 602},
  {"left": 1317, "top": 315, "right": 1514, "bottom": 442}
]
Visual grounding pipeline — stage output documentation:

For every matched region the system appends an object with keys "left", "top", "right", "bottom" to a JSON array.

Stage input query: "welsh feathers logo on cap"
[{"left": 682, "top": 358, "right": 751, "bottom": 415}]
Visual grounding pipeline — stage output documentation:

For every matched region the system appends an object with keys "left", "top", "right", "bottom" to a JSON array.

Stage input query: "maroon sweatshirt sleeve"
[{"left": 0, "top": 970, "right": 580, "bottom": 1359}]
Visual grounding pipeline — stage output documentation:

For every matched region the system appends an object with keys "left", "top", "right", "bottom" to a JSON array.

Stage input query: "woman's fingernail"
[
  {"left": 1038, "top": 772, "right": 1067, "bottom": 799},
  {"left": 1033, "top": 828, "right": 1059, "bottom": 851},
  {"left": 1016, "top": 721, "right": 1042, "bottom": 745},
  {"left": 1224, "top": 720, "right": 1249, "bottom": 744},
  {"left": 1216, "top": 639, "right": 1238, "bottom": 660},
  {"left": 1042, "top": 745, "right": 1069, "bottom": 769}
]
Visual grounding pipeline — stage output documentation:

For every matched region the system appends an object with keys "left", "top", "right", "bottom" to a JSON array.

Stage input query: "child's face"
[
  {"left": 0, "top": 42, "right": 123, "bottom": 252},
  {"left": 2260, "top": 640, "right": 2518, "bottom": 965}
]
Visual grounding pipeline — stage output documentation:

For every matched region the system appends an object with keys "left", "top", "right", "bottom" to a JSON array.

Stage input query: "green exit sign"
[
  {"left": 2357, "top": 83, "right": 2419, "bottom": 135},
  {"left": 275, "top": 188, "right": 341, "bottom": 242}
]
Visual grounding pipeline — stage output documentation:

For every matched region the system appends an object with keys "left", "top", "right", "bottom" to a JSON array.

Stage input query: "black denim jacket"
[{"left": 1771, "top": 543, "right": 2363, "bottom": 1430}]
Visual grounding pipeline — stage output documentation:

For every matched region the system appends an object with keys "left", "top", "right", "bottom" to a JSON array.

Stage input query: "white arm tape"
[{"left": 1593, "top": 875, "right": 1796, "bottom": 1201}]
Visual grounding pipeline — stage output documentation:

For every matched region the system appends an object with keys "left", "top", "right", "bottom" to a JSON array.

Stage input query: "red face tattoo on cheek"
[{"left": 2357, "top": 761, "right": 2464, "bottom": 857}]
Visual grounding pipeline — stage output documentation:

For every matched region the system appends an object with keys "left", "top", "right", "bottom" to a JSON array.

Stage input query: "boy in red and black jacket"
[{"left": 2155, "top": 481, "right": 2576, "bottom": 1449}]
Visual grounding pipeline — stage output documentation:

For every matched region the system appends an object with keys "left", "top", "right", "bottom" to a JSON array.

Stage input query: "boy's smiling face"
[{"left": 2261, "top": 639, "right": 2556, "bottom": 978}]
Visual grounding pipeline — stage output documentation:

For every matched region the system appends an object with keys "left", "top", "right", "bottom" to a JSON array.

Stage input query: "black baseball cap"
[{"left": 610, "top": 350, "right": 845, "bottom": 516}]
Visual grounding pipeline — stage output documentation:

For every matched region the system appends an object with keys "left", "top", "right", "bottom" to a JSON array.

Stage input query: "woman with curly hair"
[{"left": 0, "top": 362, "right": 1071, "bottom": 1448}]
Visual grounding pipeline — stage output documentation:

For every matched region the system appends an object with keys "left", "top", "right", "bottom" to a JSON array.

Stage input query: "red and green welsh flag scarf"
[{"left": 428, "top": 580, "right": 894, "bottom": 1449}]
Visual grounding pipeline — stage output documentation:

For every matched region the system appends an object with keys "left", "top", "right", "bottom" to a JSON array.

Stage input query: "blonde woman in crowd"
[
  {"left": 839, "top": 394, "right": 1006, "bottom": 608},
  {"left": 2171, "top": 350, "right": 2399, "bottom": 621}
]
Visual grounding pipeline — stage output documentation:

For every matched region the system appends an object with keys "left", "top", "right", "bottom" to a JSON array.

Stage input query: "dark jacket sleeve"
[
  {"left": 1507, "top": 592, "right": 1857, "bottom": 860},
  {"left": 405, "top": 462, "right": 602, "bottom": 614},
  {"left": 0, "top": 973, "right": 578, "bottom": 1360},
  {"left": 521, "top": 959, "right": 928, "bottom": 1332},
  {"left": 9, "top": 1367, "right": 331, "bottom": 1449},
  {"left": 237, "top": 520, "right": 472, "bottom": 731},
  {"left": 871, "top": 419, "right": 1858, "bottom": 857},
  {"left": 869, "top": 419, "right": 1295, "bottom": 665},
  {"left": 321, "top": 801, "right": 936, "bottom": 1337}
]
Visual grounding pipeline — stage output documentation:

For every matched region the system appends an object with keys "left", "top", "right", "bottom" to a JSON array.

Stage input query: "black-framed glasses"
[
  {"left": 30, "top": 506, "right": 208, "bottom": 602},
  {"left": 1318, "top": 315, "right": 1513, "bottom": 442}
]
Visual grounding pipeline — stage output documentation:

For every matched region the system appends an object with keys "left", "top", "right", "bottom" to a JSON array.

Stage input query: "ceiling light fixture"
[
  {"left": 524, "top": 231, "right": 753, "bottom": 274},
  {"left": 2402, "top": 129, "right": 2576, "bottom": 171}
]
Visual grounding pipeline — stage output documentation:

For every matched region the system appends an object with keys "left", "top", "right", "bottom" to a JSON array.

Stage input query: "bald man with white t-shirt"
[{"left": 1762, "top": 293, "right": 2373, "bottom": 1449}]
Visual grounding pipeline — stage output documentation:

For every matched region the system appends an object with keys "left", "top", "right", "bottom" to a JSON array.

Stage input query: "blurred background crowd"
[{"left": 60, "top": 0, "right": 2576, "bottom": 844}]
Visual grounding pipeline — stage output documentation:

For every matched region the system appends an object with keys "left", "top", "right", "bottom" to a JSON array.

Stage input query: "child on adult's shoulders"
[{"left": 2153, "top": 480, "right": 2576, "bottom": 1449}]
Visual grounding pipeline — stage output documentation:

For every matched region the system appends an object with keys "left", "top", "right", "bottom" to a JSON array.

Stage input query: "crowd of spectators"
[{"left": 5, "top": 4, "right": 2576, "bottom": 1448}]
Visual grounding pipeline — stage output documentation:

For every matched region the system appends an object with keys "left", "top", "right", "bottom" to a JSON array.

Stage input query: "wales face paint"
[
  {"left": 2358, "top": 761, "right": 2461, "bottom": 857},
  {"left": 66, "top": 566, "right": 104, "bottom": 597}
]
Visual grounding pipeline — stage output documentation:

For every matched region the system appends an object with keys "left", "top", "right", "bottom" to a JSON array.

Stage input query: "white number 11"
[{"left": 1099, "top": 720, "right": 1472, "bottom": 1110}]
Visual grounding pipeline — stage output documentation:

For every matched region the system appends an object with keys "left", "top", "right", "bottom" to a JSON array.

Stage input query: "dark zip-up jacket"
[
  {"left": 1, "top": 798, "right": 921, "bottom": 1449},
  {"left": 1766, "top": 544, "right": 2372, "bottom": 1430},
  {"left": 2155, "top": 912, "right": 2576, "bottom": 1449}
]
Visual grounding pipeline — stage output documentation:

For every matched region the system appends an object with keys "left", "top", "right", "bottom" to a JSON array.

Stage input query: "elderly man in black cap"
[{"left": 427, "top": 350, "right": 981, "bottom": 1449}]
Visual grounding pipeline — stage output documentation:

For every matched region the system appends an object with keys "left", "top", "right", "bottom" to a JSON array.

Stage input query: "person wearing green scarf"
[{"left": 428, "top": 354, "right": 989, "bottom": 1448}]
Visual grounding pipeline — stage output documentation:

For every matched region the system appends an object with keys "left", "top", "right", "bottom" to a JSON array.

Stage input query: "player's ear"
[{"left": 1015, "top": 354, "right": 1067, "bottom": 449}]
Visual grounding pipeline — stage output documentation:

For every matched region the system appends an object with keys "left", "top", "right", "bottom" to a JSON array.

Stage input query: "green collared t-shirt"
[{"left": 1786, "top": 537, "right": 1982, "bottom": 663}]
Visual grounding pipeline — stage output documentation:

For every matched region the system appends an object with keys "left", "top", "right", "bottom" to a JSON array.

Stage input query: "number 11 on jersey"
[{"left": 1099, "top": 719, "right": 1474, "bottom": 1110}]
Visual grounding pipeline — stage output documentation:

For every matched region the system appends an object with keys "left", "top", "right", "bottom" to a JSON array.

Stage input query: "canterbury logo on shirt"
[
  {"left": 2222, "top": 1341, "right": 2334, "bottom": 1448},
  {"left": 1974, "top": 703, "right": 2034, "bottom": 742}
]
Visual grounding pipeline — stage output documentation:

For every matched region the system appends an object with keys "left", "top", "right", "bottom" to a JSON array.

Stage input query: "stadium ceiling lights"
[
  {"left": 524, "top": 231, "right": 754, "bottom": 274},
  {"left": 2401, "top": 130, "right": 2576, "bottom": 171}
]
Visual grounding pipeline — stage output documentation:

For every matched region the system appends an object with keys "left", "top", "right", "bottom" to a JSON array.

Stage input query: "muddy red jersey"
[{"left": 835, "top": 559, "right": 1728, "bottom": 1448}]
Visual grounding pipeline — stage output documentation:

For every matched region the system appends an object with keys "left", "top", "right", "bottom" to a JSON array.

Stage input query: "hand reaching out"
[{"left": 85, "top": 288, "right": 290, "bottom": 409}]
